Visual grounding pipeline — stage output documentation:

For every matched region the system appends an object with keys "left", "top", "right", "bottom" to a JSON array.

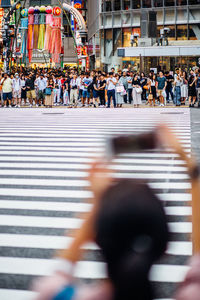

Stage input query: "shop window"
[
  {"left": 164, "top": 0, "right": 175, "bottom": 6},
  {"left": 132, "top": 0, "right": 141, "bottom": 9},
  {"left": 157, "top": 25, "right": 175, "bottom": 40},
  {"left": 114, "top": 0, "right": 121, "bottom": 10},
  {"left": 142, "top": 0, "right": 152, "bottom": 8},
  {"left": 176, "top": 0, "right": 187, "bottom": 5},
  {"left": 189, "top": 24, "right": 200, "bottom": 40},
  {"left": 122, "top": 28, "right": 132, "bottom": 47},
  {"left": 154, "top": 0, "right": 163, "bottom": 7},
  {"left": 122, "top": 0, "right": 131, "bottom": 10},
  {"left": 177, "top": 25, "right": 188, "bottom": 40}
]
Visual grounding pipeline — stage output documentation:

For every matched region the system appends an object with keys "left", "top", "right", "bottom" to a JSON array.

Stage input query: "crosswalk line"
[
  {"left": 0, "top": 178, "right": 191, "bottom": 189},
  {"left": 0, "top": 215, "right": 192, "bottom": 233},
  {"left": 0, "top": 257, "right": 190, "bottom": 282},
  {"left": 0, "top": 234, "right": 192, "bottom": 255},
  {"left": 0, "top": 169, "right": 190, "bottom": 179}
]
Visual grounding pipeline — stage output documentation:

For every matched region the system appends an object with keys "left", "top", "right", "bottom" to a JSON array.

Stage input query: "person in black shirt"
[
  {"left": 25, "top": 74, "right": 37, "bottom": 107},
  {"left": 98, "top": 74, "right": 106, "bottom": 107},
  {"left": 165, "top": 71, "right": 174, "bottom": 103}
]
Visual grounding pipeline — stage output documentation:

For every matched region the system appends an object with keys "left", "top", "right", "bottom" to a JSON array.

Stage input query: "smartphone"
[{"left": 105, "top": 131, "right": 158, "bottom": 160}]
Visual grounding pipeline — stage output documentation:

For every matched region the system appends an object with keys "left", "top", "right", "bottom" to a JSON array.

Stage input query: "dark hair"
[
  {"left": 109, "top": 72, "right": 113, "bottom": 76},
  {"left": 95, "top": 179, "right": 169, "bottom": 300}
]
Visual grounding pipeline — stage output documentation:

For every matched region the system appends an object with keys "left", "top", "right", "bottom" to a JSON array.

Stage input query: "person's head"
[
  {"left": 111, "top": 67, "right": 115, "bottom": 73},
  {"left": 165, "top": 71, "right": 169, "bottom": 76},
  {"left": 4, "top": 73, "right": 8, "bottom": 79},
  {"left": 109, "top": 72, "right": 113, "bottom": 78},
  {"left": 21, "top": 75, "right": 25, "bottom": 80},
  {"left": 115, "top": 74, "right": 120, "bottom": 80},
  {"left": 100, "top": 74, "right": 104, "bottom": 81},
  {"left": 85, "top": 72, "right": 90, "bottom": 78},
  {"left": 40, "top": 74, "right": 44, "bottom": 79},
  {"left": 15, "top": 73, "right": 19, "bottom": 79},
  {"left": 73, "top": 74, "right": 77, "bottom": 79},
  {"left": 141, "top": 72, "right": 145, "bottom": 78},
  {"left": 123, "top": 71, "right": 126, "bottom": 77},
  {"left": 95, "top": 179, "right": 169, "bottom": 300},
  {"left": 134, "top": 74, "right": 138, "bottom": 81},
  {"left": 159, "top": 71, "right": 164, "bottom": 77},
  {"left": 176, "top": 68, "right": 180, "bottom": 75}
]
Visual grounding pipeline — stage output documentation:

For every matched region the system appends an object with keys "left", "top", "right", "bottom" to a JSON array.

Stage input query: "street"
[{"left": 0, "top": 107, "right": 193, "bottom": 300}]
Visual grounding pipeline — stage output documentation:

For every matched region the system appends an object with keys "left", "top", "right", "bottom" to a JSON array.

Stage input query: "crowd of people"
[{"left": 0, "top": 66, "right": 200, "bottom": 108}]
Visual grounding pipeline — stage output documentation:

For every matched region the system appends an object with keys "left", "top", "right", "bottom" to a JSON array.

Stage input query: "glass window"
[
  {"left": 164, "top": 0, "right": 175, "bottom": 6},
  {"left": 165, "top": 9, "right": 175, "bottom": 24},
  {"left": 113, "top": 28, "right": 122, "bottom": 53},
  {"left": 176, "top": 9, "right": 187, "bottom": 24},
  {"left": 157, "top": 25, "right": 176, "bottom": 40},
  {"left": 132, "top": 0, "right": 141, "bottom": 9},
  {"left": 176, "top": 0, "right": 187, "bottom": 5},
  {"left": 105, "top": 0, "right": 112, "bottom": 12},
  {"left": 122, "top": 0, "right": 131, "bottom": 10},
  {"left": 105, "top": 15, "right": 112, "bottom": 27},
  {"left": 122, "top": 28, "right": 132, "bottom": 47},
  {"left": 114, "top": 0, "right": 121, "bottom": 10},
  {"left": 188, "top": 0, "right": 200, "bottom": 4},
  {"left": 189, "top": 24, "right": 200, "bottom": 40},
  {"left": 189, "top": 8, "right": 200, "bottom": 21},
  {"left": 157, "top": 10, "right": 164, "bottom": 24},
  {"left": 113, "top": 13, "right": 121, "bottom": 26},
  {"left": 142, "top": 0, "right": 152, "bottom": 8},
  {"left": 154, "top": 0, "right": 163, "bottom": 7},
  {"left": 122, "top": 12, "right": 131, "bottom": 26},
  {"left": 177, "top": 25, "right": 188, "bottom": 40},
  {"left": 105, "top": 29, "right": 113, "bottom": 57}
]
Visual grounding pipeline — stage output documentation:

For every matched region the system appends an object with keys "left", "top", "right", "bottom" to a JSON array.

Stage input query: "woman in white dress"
[
  {"left": 115, "top": 74, "right": 124, "bottom": 107},
  {"left": 132, "top": 74, "right": 142, "bottom": 107},
  {"left": 181, "top": 71, "right": 188, "bottom": 105}
]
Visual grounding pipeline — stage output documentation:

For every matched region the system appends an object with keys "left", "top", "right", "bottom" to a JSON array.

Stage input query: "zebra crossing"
[{"left": 0, "top": 107, "right": 192, "bottom": 300}]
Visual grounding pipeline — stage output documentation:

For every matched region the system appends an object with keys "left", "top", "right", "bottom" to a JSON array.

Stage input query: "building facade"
[{"left": 88, "top": 0, "right": 200, "bottom": 72}]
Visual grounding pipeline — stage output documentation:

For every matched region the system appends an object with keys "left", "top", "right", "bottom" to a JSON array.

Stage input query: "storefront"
[{"left": 118, "top": 45, "right": 200, "bottom": 73}]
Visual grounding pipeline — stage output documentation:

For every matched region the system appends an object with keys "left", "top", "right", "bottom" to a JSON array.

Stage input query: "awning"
[{"left": 118, "top": 45, "right": 200, "bottom": 57}]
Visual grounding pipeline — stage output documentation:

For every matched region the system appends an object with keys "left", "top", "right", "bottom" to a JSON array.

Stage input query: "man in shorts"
[
  {"left": 1, "top": 73, "right": 12, "bottom": 108},
  {"left": 36, "top": 74, "right": 47, "bottom": 106},
  {"left": 26, "top": 73, "right": 37, "bottom": 107},
  {"left": 82, "top": 72, "right": 92, "bottom": 107},
  {"left": 156, "top": 71, "right": 167, "bottom": 107}
]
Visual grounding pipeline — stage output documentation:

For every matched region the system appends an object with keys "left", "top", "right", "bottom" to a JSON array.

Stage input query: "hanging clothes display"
[
  {"left": 21, "top": 17, "right": 28, "bottom": 60},
  {"left": 44, "top": 6, "right": 53, "bottom": 51},
  {"left": 50, "top": 17, "right": 62, "bottom": 63},
  {"left": 38, "top": 13, "right": 46, "bottom": 49},
  {"left": 27, "top": 7, "right": 34, "bottom": 63},
  {"left": 33, "top": 6, "right": 40, "bottom": 50}
]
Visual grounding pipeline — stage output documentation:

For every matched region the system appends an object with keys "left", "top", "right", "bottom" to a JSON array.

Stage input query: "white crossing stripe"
[{"left": 0, "top": 257, "right": 190, "bottom": 282}]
